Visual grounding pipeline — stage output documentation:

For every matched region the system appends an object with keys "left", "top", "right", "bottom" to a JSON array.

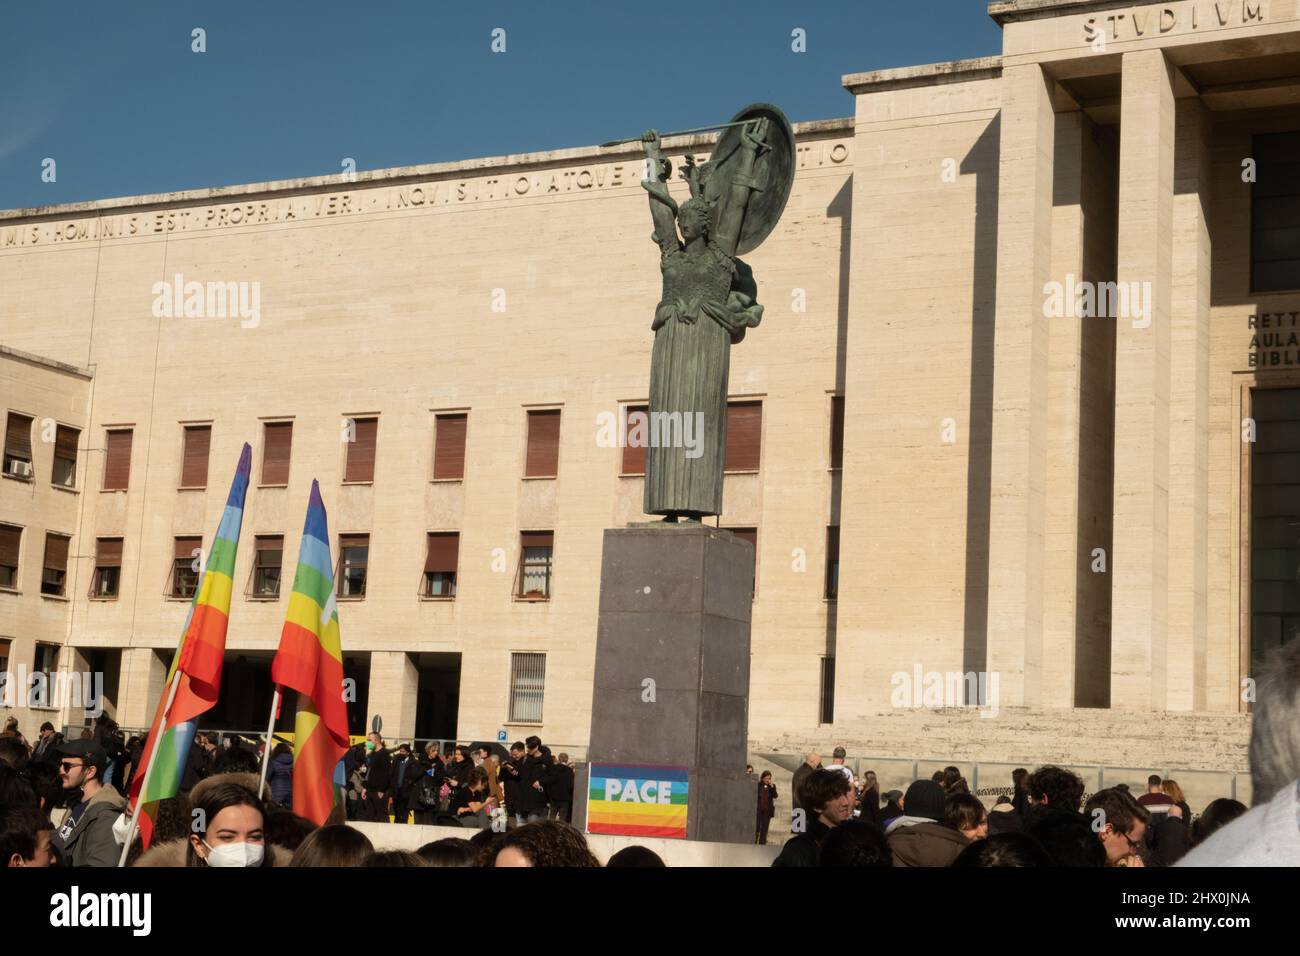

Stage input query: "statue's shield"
[{"left": 703, "top": 103, "right": 796, "bottom": 256}]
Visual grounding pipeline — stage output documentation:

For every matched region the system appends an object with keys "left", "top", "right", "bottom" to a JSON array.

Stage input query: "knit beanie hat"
[{"left": 903, "top": 780, "right": 947, "bottom": 821}]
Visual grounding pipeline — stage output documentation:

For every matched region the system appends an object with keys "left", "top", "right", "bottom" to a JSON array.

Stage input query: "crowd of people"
[
  {"left": 769, "top": 756, "right": 1251, "bottom": 867},
  {"left": 0, "top": 723, "right": 605, "bottom": 868},
  {"left": 342, "top": 733, "right": 576, "bottom": 828},
  {"left": 3, "top": 638, "right": 1296, "bottom": 868}
]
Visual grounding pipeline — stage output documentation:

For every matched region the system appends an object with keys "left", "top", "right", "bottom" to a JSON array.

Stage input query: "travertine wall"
[
  {"left": 0, "top": 349, "right": 91, "bottom": 732},
  {"left": 0, "top": 122, "right": 854, "bottom": 746}
]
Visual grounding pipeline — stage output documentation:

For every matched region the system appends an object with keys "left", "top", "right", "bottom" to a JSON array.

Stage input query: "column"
[
  {"left": 986, "top": 63, "right": 1056, "bottom": 707},
  {"left": 367, "top": 651, "right": 418, "bottom": 741},
  {"left": 1111, "top": 49, "right": 1176, "bottom": 709},
  {"left": 1167, "top": 95, "right": 1212, "bottom": 711},
  {"left": 116, "top": 647, "right": 167, "bottom": 728}
]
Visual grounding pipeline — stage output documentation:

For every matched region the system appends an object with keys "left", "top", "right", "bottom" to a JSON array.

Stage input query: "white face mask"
[
  {"left": 202, "top": 840, "right": 264, "bottom": 868},
  {"left": 112, "top": 812, "right": 133, "bottom": 846}
]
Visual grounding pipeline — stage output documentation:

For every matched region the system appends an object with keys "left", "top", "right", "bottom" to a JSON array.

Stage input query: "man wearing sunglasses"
[
  {"left": 1084, "top": 787, "right": 1152, "bottom": 867},
  {"left": 52, "top": 739, "right": 126, "bottom": 867}
]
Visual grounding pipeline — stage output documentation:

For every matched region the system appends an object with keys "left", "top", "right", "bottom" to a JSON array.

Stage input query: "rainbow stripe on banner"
[
  {"left": 586, "top": 764, "right": 689, "bottom": 839},
  {"left": 129, "top": 443, "right": 251, "bottom": 848}
]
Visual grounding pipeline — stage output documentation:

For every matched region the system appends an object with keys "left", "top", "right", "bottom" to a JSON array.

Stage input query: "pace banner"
[{"left": 586, "top": 764, "right": 689, "bottom": 839}]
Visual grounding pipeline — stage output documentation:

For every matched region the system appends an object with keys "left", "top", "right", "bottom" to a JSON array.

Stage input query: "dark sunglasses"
[{"left": 59, "top": 761, "right": 84, "bottom": 771}]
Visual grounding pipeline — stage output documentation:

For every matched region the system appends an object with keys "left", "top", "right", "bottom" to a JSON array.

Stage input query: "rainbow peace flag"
[
  {"left": 586, "top": 764, "right": 689, "bottom": 839},
  {"left": 129, "top": 443, "right": 251, "bottom": 848},
  {"left": 270, "top": 480, "right": 349, "bottom": 826}
]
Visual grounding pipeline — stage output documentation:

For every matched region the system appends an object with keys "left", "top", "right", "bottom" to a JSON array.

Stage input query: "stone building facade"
[{"left": 4, "top": 0, "right": 1297, "bottom": 778}]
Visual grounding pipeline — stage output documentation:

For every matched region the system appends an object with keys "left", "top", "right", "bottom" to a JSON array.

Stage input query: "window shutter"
[
  {"left": 724, "top": 401, "right": 762, "bottom": 472},
  {"left": 55, "top": 425, "right": 79, "bottom": 459},
  {"left": 181, "top": 425, "right": 211, "bottom": 487},
  {"left": 104, "top": 429, "right": 133, "bottom": 490},
  {"left": 174, "top": 536, "right": 200, "bottom": 560},
  {"left": 830, "top": 396, "right": 845, "bottom": 469},
  {"left": 340, "top": 534, "right": 369, "bottom": 565},
  {"left": 524, "top": 410, "right": 561, "bottom": 477},
  {"left": 826, "top": 526, "right": 840, "bottom": 562},
  {"left": 621, "top": 405, "right": 648, "bottom": 475},
  {"left": 5, "top": 413, "right": 33, "bottom": 460},
  {"left": 433, "top": 414, "right": 467, "bottom": 480},
  {"left": 345, "top": 418, "right": 378, "bottom": 482},
  {"left": 521, "top": 530, "right": 554, "bottom": 549},
  {"left": 730, "top": 528, "right": 757, "bottom": 550},
  {"left": 255, "top": 535, "right": 282, "bottom": 552},
  {"left": 262, "top": 421, "right": 292, "bottom": 485},
  {"left": 44, "top": 534, "right": 69, "bottom": 572},
  {"left": 0, "top": 525, "right": 19, "bottom": 567},
  {"left": 425, "top": 532, "right": 460, "bottom": 573},
  {"left": 96, "top": 538, "right": 123, "bottom": 566}
]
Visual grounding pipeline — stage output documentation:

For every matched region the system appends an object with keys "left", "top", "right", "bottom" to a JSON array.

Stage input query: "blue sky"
[{"left": 0, "top": 1, "right": 1002, "bottom": 210}]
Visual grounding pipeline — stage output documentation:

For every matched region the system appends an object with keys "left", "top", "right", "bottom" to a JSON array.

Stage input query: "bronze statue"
[{"left": 635, "top": 104, "right": 795, "bottom": 521}]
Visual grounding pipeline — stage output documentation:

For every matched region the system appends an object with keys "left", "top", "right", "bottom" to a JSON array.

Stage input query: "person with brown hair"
[
  {"left": 288, "top": 823, "right": 374, "bottom": 866},
  {"left": 448, "top": 766, "right": 493, "bottom": 828},
  {"left": 945, "top": 792, "right": 988, "bottom": 842},
  {"left": 493, "top": 819, "right": 601, "bottom": 867},
  {"left": 1084, "top": 787, "right": 1151, "bottom": 867},
  {"left": 773, "top": 768, "right": 854, "bottom": 867},
  {"left": 359, "top": 850, "right": 427, "bottom": 867}
]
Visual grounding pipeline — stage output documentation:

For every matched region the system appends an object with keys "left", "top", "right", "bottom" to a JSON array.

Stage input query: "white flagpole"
[
  {"left": 116, "top": 670, "right": 182, "bottom": 868},
  {"left": 257, "top": 687, "right": 282, "bottom": 801}
]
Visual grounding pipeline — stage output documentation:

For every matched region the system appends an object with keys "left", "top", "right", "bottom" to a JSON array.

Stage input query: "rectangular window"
[
  {"left": 524, "top": 409, "right": 561, "bottom": 478},
  {"left": 181, "top": 424, "right": 211, "bottom": 489},
  {"left": 251, "top": 535, "right": 283, "bottom": 598},
  {"left": 53, "top": 425, "right": 79, "bottom": 488},
  {"left": 103, "top": 428, "right": 133, "bottom": 491},
  {"left": 92, "top": 537, "right": 122, "bottom": 598},
  {"left": 621, "top": 404, "right": 649, "bottom": 476},
  {"left": 509, "top": 652, "right": 546, "bottom": 723},
  {"left": 516, "top": 531, "right": 553, "bottom": 599},
  {"left": 261, "top": 421, "right": 292, "bottom": 486},
  {"left": 338, "top": 533, "right": 369, "bottom": 598},
  {"left": 1249, "top": 387, "right": 1300, "bottom": 672},
  {"left": 3, "top": 412, "right": 34, "bottom": 480},
  {"left": 825, "top": 526, "right": 840, "bottom": 600},
  {"left": 42, "top": 533, "right": 70, "bottom": 597},
  {"left": 830, "top": 395, "right": 845, "bottom": 470},
  {"left": 424, "top": 532, "right": 459, "bottom": 598},
  {"left": 433, "top": 414, "right": 467, "bottom": 481},
  {"left": 724, "top": 400, "right": 762, "bottom": 473},
  {"left": 1252, "top": 131, "right": 1300, "bottom": 293},
  {"left": 171, "top": 536, "right": 202, "bottom": 598},
  {"left": 0, "top": 524, "right": 20, "bottom": 590},
  {"left": 33, "top": 643, "right": 59, "bottom": 702},
  {"left": 0, "top": 639, "right": 8, "bottom": 679},
  {"left": 343, "top": 417, "right": 378, "bottom": 483},
  {"left": 819, "top": 656, "right": 836, "bottom": 725},
  {"left": 729, "top": 527, "right": 757, "bottom": 598}
]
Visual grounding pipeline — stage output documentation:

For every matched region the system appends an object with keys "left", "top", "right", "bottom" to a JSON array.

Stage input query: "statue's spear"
[{"left": 600, "top": 120, "right": 752, "bottom": 148}]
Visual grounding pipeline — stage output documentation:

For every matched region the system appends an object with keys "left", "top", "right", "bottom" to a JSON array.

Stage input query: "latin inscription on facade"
[
  {"left": 0, "top": 140, "right": 850, "bottom": 249},
  {"left": 1248, "top": 311, "right": 1300, "bottom": 368},
  {"left": 1081, "top": 0, "right": 1265, "bottom": 44}
]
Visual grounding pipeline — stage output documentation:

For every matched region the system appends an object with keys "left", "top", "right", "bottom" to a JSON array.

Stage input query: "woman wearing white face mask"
[
  {"left": 134, "top": 775, "right": 294, "bottom": 867},
  {"left": 186, "top": 783, "right": 270, "bottom": 867}
]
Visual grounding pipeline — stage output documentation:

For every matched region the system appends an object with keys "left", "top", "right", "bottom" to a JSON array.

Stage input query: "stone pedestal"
[{"left": 575, "top": 524, "right": 756, "bottom": 844}]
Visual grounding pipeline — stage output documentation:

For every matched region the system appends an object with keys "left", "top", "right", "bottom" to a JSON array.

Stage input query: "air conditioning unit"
[{"left": 5, "top": 459, "right": 33, "bottom": 478}]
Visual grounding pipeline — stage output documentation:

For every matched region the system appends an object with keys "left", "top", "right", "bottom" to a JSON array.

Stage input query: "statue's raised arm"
[
  {"left": 640, "top": 130, "right": 680, "bottom": 254},
  {"left": 712, "top": 117, "right": 770, "bottom": 259}
]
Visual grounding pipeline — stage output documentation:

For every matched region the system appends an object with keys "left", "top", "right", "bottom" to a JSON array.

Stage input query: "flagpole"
[
  {"left": 257, "top": 687, "right": 282, "bottom": 801},
  {"left": 116, "top": 670, "right": 182, "bottom": 868}
]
